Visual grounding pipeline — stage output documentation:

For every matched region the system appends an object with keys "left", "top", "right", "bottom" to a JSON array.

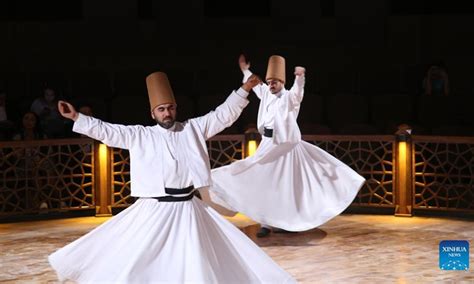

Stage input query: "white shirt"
[
  {"left": 262, "top": 91, "right": 282, "bottom": 129},
  {"left": 158, "top": 124, "right": 193, "bottom": 188},
  {"left": 73, "top": 88, "right": 249, "bottom": 197},
  {"left": 242, "top": 69, "right": 305, "bottom": 144}
]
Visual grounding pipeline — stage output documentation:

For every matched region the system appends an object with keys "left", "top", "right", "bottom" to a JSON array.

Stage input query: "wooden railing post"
[
  {"left": 395, "top": 125, "right": 413, "bottom": 217},
  {"left": 94, "top": 142, "right": 112, "bottom": 216}
]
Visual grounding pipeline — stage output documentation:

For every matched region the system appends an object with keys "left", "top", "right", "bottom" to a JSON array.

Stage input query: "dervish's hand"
[
  {"left": 58, "top": 100, "right": 79, "bottom": 121},
  {"left": 239, "top": 54, "right": 251, "bottom": 72},
  {"left": 242, "top": 74, "right": 262, "bottom": 92},
  {"left": 294, "top": 66, "right": 306, "bottom": 76}
]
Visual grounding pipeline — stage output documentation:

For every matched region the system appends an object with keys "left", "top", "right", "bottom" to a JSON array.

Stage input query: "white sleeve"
[
  {"left": 192, "top": 90, "right": 249, "bottom": 140},
  {"left": 73, "top": 114, "right": 140, "bottom": 149},
  {"left": 235, "top": 87, "right": 250, "bottom": 99},
  {"left": 288, "top": 75, "right": 305, "bottom": 108},
  {"left": 242, "top": 69, "right": 269, "bottom": 100}
]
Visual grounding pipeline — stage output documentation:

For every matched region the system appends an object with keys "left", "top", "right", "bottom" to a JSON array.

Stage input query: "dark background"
[{"left": 1, "top": 0, "right": 473, "bottom": 134}]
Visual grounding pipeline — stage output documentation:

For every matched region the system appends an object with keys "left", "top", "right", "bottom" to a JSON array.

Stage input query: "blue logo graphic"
[{"left": 439, "top": 240, "right": 469, "bottom": 270}]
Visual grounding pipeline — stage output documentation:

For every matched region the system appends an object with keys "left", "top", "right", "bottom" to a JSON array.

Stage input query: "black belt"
[
  {"left": 164, "top": 185, "right": 194, "bottom": 195},
  {"left": 153, "top": 185, "right": 196, "bottom": 202},
  {"left": 263, "top": 127, "right": 273, "bottom": 138}
]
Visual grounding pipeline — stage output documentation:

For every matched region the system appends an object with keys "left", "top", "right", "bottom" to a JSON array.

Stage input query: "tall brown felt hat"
[
  {"left": 146, "top": 72, "right": 176, "bottom": 111},
  {"left": 265, "top": 55, "right": 286, "bottom": 84}
]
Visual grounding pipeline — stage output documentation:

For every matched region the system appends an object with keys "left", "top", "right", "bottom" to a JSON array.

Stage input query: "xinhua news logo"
[{"left": 439, "top": 240, "right": 469, "bottom": 271}]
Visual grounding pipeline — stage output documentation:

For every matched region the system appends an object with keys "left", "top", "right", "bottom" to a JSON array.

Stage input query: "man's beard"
[
  {"left": 270, "top": 88, "right": 280, "bottom": 94},
  {"left": 269, "top": 85, "right": 283, "bottom": 94},
  {"left": 156, "top": 117, "right": 175, "bottom": 129}
]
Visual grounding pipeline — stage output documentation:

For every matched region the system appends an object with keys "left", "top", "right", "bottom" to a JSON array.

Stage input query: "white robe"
[
  {"left": 48, "top": 88, "right": 296, "bottom": 283},
  {"left": 70, "top": 90, "right": 250, "bottom": 197},
  {"left": 209, "top": 71, "right": 366, "bottom": 231}
]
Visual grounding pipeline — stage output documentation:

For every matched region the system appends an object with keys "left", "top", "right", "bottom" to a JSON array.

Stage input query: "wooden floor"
[{"left": 0, "top": 213, "right": 473, "bottom": 283}]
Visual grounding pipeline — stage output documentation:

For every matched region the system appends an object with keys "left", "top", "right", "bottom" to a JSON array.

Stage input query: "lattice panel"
[
  {"left": 207, "top": 137, "right": 244, "bottom": 169},
  {"left": 0, "top": 142, "right": 95, "bottom": 217},
  {"left": 413, "top": 142, "right": 474, "bottom": 211},
  {"left": 304, "top": 138, "right": 395, "bottom": 207},
  {"left": 111, "top": 148, "right": 133, "bottom": 207}
]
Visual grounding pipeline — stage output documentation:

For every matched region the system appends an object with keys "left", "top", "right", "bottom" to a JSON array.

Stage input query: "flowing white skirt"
[
  {"left": 210, "top": 137, "right": 366, "bottom": 231},
  {"left": 48, "top": 197, "right": 295, "bottom": 284}
]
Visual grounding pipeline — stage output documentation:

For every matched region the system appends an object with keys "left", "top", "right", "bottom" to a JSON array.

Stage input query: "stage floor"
[{"left": 1, "top": 213, "right": 473, "bottom": 283}]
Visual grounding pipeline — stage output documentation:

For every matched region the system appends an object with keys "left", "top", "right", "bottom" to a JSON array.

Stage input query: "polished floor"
[{"left": 0, "top": 212, "right": 473, "bottom": 283}]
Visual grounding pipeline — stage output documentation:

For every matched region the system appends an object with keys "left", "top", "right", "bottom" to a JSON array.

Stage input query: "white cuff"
[
  {"left": 242, "top": 69, "right": 253, "bottom": 83},
  {"left": 236, "top": 87, "right": 250, "bottom": 98}
]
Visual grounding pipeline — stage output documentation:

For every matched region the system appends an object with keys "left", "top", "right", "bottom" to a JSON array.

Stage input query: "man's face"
[
  {"left": 23, "top": 112, "right": 37, "bottom": 129},
  {"left": 266, "top": 79, "right": 284, "bottom": 94},
  {"left": 44, "top": 88, "right": 55, "bottom": 102},
  {"left": 151, "top": 103, "right": 177, "bottom": 129}
]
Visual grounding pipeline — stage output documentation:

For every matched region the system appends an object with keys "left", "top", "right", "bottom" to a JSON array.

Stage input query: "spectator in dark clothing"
[
  {"left": 0, "top": 91, "right": 19, "bottom": 140},
  {"left": 12, "top": 111, "right": 47, "bottom": 141},
  {"left": 30, "top": 86, "right": 66, "bottom": 138},
  {"left": 423, "top": 61, "right": 450, "bottom": 96}
]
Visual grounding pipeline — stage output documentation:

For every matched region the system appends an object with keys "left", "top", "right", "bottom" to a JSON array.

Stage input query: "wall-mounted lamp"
[
  {"left": 395, "top": 123, "right": 413, "bottom": 217},
  {"left": 244, "top": 124, "right": 260, "bottom": 157}
]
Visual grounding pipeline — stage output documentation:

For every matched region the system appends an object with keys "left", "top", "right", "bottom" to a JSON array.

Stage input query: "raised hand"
[
  {"left": 239, "top": 54, "right": 250, "bottom": 72},
  {"left": 58, "top": 100, "right": 79, "bottom": 121},
  {"left": 242, "top": 74, "right": 262, "bottom": 92},
  {"left": 294, "top": 66, "right": 306, "bottom": 76}
]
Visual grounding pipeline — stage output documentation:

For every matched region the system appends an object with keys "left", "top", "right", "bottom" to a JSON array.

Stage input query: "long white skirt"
[
  {"left": 210, "top": 137, "right": 366, "bottom": 231},
  {"left": 48, "top": 197, "right": 295, "bottom": 284}
]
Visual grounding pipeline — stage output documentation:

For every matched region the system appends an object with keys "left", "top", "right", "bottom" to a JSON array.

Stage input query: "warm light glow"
[
  {"left": 396, "top": 141, "right": 409, "bottom": 216},
  {"left": 398, "top": 141, "right": 407, "bottom": 175},
  {"left": 398, "top": 141, "right": 407, "bottom": 168},
  {"left": 99, "top": 143, "right": 108, "bottom": 164},
  {"left": 247, "top": 140, "right": 257, "bottom": 157},
  {"left": 96, "top": 143, "right": 111, "bottom": 216},
  {"left": 223, "top": 212, "right": 257, "bottom": 227}
]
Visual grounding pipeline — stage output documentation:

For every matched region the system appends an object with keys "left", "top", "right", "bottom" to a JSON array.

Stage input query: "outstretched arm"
[
  {"left": 58, "top": 101, "right": 139, "bottom": 149},
  {"left": 239, "top": 54, "right": 269, "bottom": 99},
  {"left": 288, "top": 66, "right": 306, "bottom": 108},
  {"left": 194, "top": 74, "right": 262, "bottom": 139}
]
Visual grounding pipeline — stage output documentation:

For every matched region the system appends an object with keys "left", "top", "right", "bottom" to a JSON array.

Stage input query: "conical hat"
[
  {"left": 146, "top": 72, "right": 176, "bottom": 111},
  {"left": 265, "top": 55, "right": 286, "bottom": 83}
]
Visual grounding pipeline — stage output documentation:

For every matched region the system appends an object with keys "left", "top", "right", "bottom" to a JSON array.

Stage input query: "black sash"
[
  {"left": 263, "top": 127, "right": 273, "bottom": 138},
  {"left": 153, "top": 185, "right": 195, "bottom": 202}
]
